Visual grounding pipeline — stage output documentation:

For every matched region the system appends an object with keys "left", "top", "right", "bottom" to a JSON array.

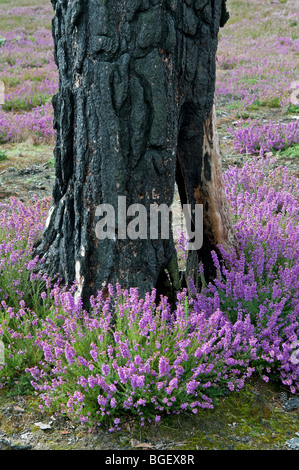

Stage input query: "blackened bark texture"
[{"left": 36, "top": 0, "right": 237, "bottom": 306}]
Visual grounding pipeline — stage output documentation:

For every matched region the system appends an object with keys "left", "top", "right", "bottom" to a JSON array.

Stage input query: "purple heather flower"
[
  {"left": 107, "top": 345, "right": 113, "bottom": 358},
  {"left": 88, "top": 375, "right": 98, "bottom": 389},
  {"left": 110, "top": 398, "right": 117, "bottom": 408},
  {"left": 78, "top": 376, "right": 87, "bottom": 388},
  {"left": 158, "top": 356, "right": 170, "bottom": 377},
  {"left": 186, "top": 380, "right": 200, "bottom": 395},
  {"left": 64, "top": 344, "right": 76, "bottom": 364},
  {"left": 73, "top": 391, "right": 85, "bottom": 402},
  {"left": 97, "top": 395, "right": 107, "bottom": 407},
  {"left": 101, "top": 363, "right": 110, "bottom": 376}
]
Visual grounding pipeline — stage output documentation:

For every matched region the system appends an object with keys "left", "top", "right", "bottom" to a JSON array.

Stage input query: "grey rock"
[
  {"left": 0, "top": 438, "right": 32, "bottom": 451},
  {"left": 10, "top": 443, "right": 33, "bottom": 450},
  {"left": 0, "top": 438, "right": 13, "bottom": 450},
  {"left": 286, "top": 438, "right": 299, "bottom": 450},
  {"left": 279, "top": 391, "right": 288, "bottom": 404},
  {"left": 17, "top": 165, "right": 42, "bottom": 176},
  {"left": 283, "top": 396, "right": 299, "bottom": 412}
]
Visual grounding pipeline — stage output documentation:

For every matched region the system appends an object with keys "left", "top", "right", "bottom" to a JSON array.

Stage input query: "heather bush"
[
  {"left": 228, "top": 119, "right": 299, "bottom": 155},
  {"left": 0, "top": 16, "right": 57, "bottom": 144},
  {"left": 0, "top": 157, "right": 298, "bottom": 431},
  {"left": 193, "top": 157, "right": 299, "bottom": 392},
  {"left": 26, "top": 286, "right": 259, "bottom": 430},
  {"left": 0, "top": 197, "right": 54, "bottom": 384},
  {"left": 0, "top": 102, "right": 56, "bottom": 143}
]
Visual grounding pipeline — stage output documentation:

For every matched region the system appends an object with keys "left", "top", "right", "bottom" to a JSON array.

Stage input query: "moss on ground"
[
  {"left": 275, "top": 143, "right": 299, "bottom": 160},
  {"left": 129, "top": 379, "right": 299, "bottom": 451}
]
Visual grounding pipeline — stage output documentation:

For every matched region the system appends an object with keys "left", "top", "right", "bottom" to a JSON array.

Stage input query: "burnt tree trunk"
[{"left": 36, "top": 0, "right": 237, "bottom": 306}]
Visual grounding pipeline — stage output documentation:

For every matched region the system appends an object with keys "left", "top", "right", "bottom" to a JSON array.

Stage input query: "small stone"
[
  {"left": 0, "top": 438, "right": 13, "bottom": 450},
  {"left": 286, "top": 438, "right": 299, "bottom": 450},
  {"left": 13, "top": 405, "right": 25, "bottom": 413},
  {"left": 283, "top": 396, "right": 299, "bottom": 412},
  {"left": 34, "top": 421, "right": 52, "bottom": 430},
  {"left": 11, "top": 443, "right": 33, "bottom": 450}
]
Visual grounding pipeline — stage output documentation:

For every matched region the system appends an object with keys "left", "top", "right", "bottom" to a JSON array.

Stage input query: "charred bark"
[{"left": 36, "top": 0, "right": 237, "bottom": 306}]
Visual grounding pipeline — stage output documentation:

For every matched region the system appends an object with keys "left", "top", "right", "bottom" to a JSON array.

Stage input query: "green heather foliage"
[{"left": 0, "top": 150, "right": 7, "bottom": 161}]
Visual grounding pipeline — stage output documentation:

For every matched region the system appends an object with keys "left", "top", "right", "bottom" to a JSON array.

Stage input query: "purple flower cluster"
[
  {"left": 0, "top": 102, "right": 56, "bottom": 143},
  {"left": 228, "top": 119, "right": 299, "bottom": 155},
  {"left": 0, "top": 196, "right": 55, "bottom": 385},
  {"left": 3, "top": 77, "right": 58, "bottom": 112},
  {"left": 193, "top": 155, "right": 299, "bottom": 392},
  {"left": 176, "top": 229, "right": 188, "bottom": 260},
  {"left": 22, "top": 286, "right": 259, "bottom": 429}
]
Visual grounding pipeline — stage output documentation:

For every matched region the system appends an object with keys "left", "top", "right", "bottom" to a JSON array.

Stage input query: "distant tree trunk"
[{"left": 36, "top": 0, "right": 236, "bottom": 306}]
